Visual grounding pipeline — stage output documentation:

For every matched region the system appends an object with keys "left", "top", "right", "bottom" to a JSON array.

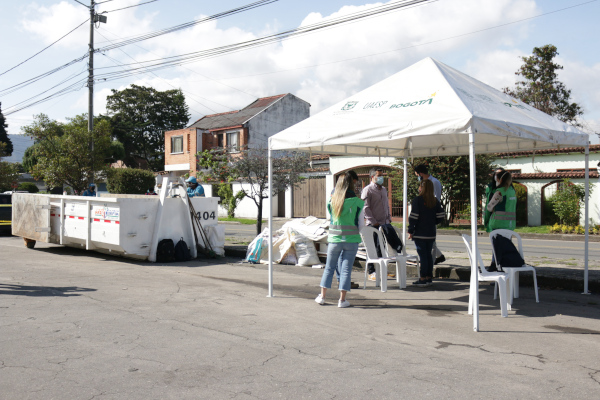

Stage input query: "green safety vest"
[
  {"left": 487, "top": 186, "right": 517, "bottom": 232},
  {"left": 327, "top": 197, "right": 364, "bottom": 243}
]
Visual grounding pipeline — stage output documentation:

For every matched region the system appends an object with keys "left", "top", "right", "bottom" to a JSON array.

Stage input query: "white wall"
[
  {"left": 203, "top": 183, "right": 278, "bottom": 220},
  {"left": 325, "top": 156, "right": 398, "bottom": 218}
]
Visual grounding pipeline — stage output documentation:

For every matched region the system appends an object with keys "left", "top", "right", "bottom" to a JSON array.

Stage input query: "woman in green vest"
[
  {"left": 315, "top": 173, "right": 365, "bottom": 308},
  {"left": 485, "top": 170, "right": 517, "bottom": 232}
]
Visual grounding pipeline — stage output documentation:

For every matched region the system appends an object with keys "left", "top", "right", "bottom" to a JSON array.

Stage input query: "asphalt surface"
[{"left": 1, "top": 235, "right": 600, "bottom": 399}]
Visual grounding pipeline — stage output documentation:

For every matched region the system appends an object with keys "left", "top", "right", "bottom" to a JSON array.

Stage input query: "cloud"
[
  {"left": 463, "top": 49, "right": 525, "bottom": 91},
  {"left": 20, "top": 0, "right": 156, "bottom": 49}
]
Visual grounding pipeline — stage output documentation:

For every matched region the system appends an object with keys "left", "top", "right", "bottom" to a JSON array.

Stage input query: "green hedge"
[
  {"left": 17, "top": 182, "right": 39, "bottom": 193},
  {"left": 106, "top": 168, "right": 155, "bottom": 194}
]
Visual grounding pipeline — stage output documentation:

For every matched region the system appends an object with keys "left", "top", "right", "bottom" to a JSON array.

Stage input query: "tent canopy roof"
[{"left": 270, "top": 58, "right": 588, "bottom": 157}]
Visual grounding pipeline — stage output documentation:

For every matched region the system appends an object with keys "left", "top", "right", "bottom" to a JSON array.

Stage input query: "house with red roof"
[{"left": 163, "top": 93, "right": 310, "bottom": 179}]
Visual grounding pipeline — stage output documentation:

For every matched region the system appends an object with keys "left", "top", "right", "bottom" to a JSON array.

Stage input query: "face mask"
[
  {"left": 417, "top": 175, "right": 422, "bottom": 182},
  {"left": 376, "top": 176, "right": 384, "bottom": 185}
]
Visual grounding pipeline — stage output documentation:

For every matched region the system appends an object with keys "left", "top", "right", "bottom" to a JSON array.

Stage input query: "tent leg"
[
  {"left": 403, "top": 158, "right": 408, "bottom": 246},
  {"left": 267, "top": 145, "right": 274, "bottom": 298},
  {"left": 469, "top": 133, "right": 479, "bottom": 332},
  {"left": 584, "top": 142, "right": 590, "bottom": 295}
]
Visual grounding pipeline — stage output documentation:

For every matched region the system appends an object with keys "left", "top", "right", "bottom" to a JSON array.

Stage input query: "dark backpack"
[
  {"left": 174, "top": 237, "right": 191, "bottom": 262},
  {"left": 156, "top": 239, "right": 175, "bottom": 262},
  {"left": 492, "top": 235, "right": 524, "bottom": 271}
]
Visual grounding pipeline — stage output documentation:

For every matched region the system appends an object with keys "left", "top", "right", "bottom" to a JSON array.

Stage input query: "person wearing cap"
[
  {"left": 82, "top": 184, "right": 96, "bottom": 197},
  {"left": 185, "top": 176, "right": 205, "bottom": 198}
]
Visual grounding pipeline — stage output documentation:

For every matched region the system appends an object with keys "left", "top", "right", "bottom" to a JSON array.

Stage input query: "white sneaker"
[
  {"left": 338, "top": 300, "right": 350, "bottom": 308},
  {"left": 315, "top": 294, "right": 325, "bottom": 305}
]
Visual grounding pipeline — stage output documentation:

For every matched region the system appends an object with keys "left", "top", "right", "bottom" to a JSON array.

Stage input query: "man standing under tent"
[
  {"left": 414, "top": 165, "right": 445, "bottom": 265},
  {"left": 361, "top": 168, "right": 404, "bottom": 281}
]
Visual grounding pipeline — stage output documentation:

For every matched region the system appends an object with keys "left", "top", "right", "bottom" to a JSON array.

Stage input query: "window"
[
  {"left": 217, "top": 133, "right": 224, "bottom": 148},
  {"left": 227, "top": 131, "right": 240, "bottom": 153},
  {"left": 171, "top": 136, "right": 183, "bottom": 153}
]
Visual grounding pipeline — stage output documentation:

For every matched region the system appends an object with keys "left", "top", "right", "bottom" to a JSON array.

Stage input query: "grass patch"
[
  {"left": 219, "top": 217, "right": 265, "bottom": 225},
  {"left": 514, "top": 225, "right": 552, "bottom": 234}
]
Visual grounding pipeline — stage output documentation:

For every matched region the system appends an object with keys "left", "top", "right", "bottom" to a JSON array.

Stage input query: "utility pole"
[{"left": 86, "top": 0, "right": 106, "bottom": 189}]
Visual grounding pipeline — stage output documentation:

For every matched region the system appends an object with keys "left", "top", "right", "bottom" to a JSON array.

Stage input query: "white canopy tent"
[{"left": 267, "top": 57, "right": 590, "bottom": 331}]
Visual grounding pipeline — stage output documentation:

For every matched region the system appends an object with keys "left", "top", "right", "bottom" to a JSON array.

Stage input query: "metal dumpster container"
[{"left": 11, "top": 181, "right": 222, "bottom": 260}]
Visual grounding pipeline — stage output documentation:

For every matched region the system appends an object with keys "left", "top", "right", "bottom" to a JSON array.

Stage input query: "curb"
[{"left": 437, "top": 229, "right": 600, "bottom": 242}]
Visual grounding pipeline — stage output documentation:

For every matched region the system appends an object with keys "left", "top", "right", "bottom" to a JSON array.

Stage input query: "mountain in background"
[{"left": 2, "top": 134, "right": 34, "bottom": 163}]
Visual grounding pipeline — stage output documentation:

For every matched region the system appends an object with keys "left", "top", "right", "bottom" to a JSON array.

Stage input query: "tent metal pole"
[
  {"left": 469, "top": 133, "right": 479, "bottom": 332},
  {"left": 403, "top": 158, "right": 408, "bottom": 246},
  {"left": 584, "top": 142, "right": 590, "bottom": 295},
  {"left": 267, "top": 144, "right": 274, "bottom": 298}
]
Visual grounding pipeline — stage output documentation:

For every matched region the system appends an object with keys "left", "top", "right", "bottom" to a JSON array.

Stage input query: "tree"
[
  {"left": 503, "top": 45, "right": 583, "bottom": 126},
  {"left": 390, "top": 155, "right": 496, "bottom": 226},
  {"left": 198, "top": 148, "right": 307, "bottom": 234},
  {"left": 196, "top": 148, "right": 246, "bottom": 218},
  {"left": 21, "top": 114, "right": 112, "bottom": 194},
  {"left": 0, "top": 102, "right": 12, "bottom": 157},
  {"left": 0, "top": 142, "right": 19, "bottom": 192},
  {"left": 105, "top": 84, "right": 190, "bottom": 171}
]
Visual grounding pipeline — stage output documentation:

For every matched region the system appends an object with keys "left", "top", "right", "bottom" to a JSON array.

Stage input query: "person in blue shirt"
[
  {"left": 185, "top": 176, "right": 205, "bottom": 198},
  {"left": 82, "top": 184, "right": 96, "bottom": 197}
]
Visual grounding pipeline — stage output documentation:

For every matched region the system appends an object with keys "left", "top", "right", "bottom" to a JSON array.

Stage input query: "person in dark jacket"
[{"left": 408, "top": 179, "right": 445, "bottom": 287}]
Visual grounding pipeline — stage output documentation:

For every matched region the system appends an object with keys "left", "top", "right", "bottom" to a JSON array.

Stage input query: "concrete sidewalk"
[{"left": 1, "top": 235, "right": 600, "bottom": 399}]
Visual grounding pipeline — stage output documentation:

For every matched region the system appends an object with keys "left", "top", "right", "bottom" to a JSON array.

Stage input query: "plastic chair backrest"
[
  {"left": 360, "top": 226, "right": 385, "bottom": 260},
  {"left": 489, "top": 229, "right": 524, "bottom": 258},
  {"left": 461, "top": 234, "right": 489, "bottom": 277}
]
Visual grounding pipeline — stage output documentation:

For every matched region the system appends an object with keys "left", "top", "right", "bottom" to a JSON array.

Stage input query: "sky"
[{"left": 1, "top": 0, "right": 599, "bottom": 140}]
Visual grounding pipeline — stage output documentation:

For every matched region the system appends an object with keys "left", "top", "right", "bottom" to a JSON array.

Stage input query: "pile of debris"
[{"left": 246, "top": 217, "right": 329, "bottom": 267}]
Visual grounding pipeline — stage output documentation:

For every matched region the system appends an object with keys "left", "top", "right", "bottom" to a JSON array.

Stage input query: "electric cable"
[{"left": 0, "top": 18, "right": 89, "bottom": 77}]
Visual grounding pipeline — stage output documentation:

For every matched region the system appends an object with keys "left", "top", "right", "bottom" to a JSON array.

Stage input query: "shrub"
[
  {"left": 552, "top": 179, "right": 589, "bottom": 226},
  {"left": 575, "top": 225, "right": 585, "bottom": 235},
  {"left": 217, "top": 183, "right": 246, "bottom": 218},
  {"left": 17, "top": 182, "right": 39, "bottom": 193},
  {"left": 106, "top": 168, "right": 155, "bottom": 194},
  {"left": 550, "top": 223, "right": 561, "bottom": 233}
]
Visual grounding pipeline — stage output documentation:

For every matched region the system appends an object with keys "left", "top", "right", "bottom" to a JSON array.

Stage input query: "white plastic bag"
[
  {"left": 206, "top": 225, "right": 225, "bottom": 256},
  {"left": 289, "top": 228, "right": 321, "bottom": 266}
]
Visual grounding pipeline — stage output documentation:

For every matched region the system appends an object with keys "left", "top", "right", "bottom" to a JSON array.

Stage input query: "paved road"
[
  {"left": 1, "top": 236, "right": 600, "bottom": 399},
  {"left": 224, "top": 223, "right": 600, "bottom": 260}
]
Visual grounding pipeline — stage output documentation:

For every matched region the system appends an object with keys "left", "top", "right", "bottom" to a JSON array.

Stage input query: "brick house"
[{"left": 164, "top": 93, "right": 310, "bottom": 180}]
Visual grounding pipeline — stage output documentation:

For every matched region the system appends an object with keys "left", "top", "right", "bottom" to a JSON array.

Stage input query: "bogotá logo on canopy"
[{"left": 341, "top": 101, "right": 358, "bottom": 111}]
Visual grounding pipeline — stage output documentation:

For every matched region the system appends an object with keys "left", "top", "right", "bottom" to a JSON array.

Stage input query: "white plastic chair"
[
  {"left": 462, "top": 234, "right": 510, "bottom": 318},
  {"left": 379, "top": 226, "right": 419, "bottom": 289},
  {"left": 489, "top": 229, "right": 539, "bottom": 304},
  {"left": 359, "top": 226, "right": 396, "bottom": 292}
]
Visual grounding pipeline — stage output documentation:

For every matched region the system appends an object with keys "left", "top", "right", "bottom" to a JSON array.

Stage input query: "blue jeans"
[
  {"left": 321, "top": 242, "right": 358, "bottom": 292},
  {"left": 414, "top": 239, "right": 435, "bottom": 278}
]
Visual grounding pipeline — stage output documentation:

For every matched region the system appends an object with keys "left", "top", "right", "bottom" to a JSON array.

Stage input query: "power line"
[
  {"left": 0, "top": 0, "right": 278, "bottom": 96},
  {"left": 102, "top": 0, "right": 158, "bottom": 14},
  {"left": 0, "top": 19, "right": 89, "bottom": 77},
  {"left": 96, "top": 0, "right": 278, "bottom": 52},
  {"left": 91, "top": 0, "right": 437, "bottom": 82},
  {"left": 4, "top": 0, "right": 596, "bottom": 116}
]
